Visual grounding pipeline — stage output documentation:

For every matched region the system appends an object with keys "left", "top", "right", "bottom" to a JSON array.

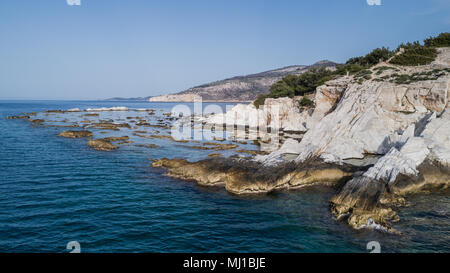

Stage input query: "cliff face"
[
  {"left": 207, "top": 48, "right": 449, "bottom": 166},
  {"left": 190, "top": 47, "right": 450, "bottom": 232},
  {"left": 149, "top": 60, "right": 336, "bottom": 102}
]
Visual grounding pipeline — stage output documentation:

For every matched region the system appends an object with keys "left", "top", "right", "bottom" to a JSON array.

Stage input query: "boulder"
[
  {"left": 88, "top": 139, "right": 119, "bottom": 151},
  {"left": 58, "top": 130, "right": 93, "bottom": 138}
]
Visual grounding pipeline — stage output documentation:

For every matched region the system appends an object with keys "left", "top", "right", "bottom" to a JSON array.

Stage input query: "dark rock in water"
[
  {"left": 117, "top": 140, "right": 133, "bottom": 145},
  {"left": 29, "top": 119, "right": 45, "bottom": 124},
  {"left": 49, "top": 124, "right": 80, "bottom": 128},
  {"left": 58, "top": 130, "right": 93, "bottom": 138},
  {"left": 135, "top": 144, "right": 160, "bottom": 149},
  {"left": 45, "top": 110, "right": 65, "bottom": 113},
  {"left": 235, "top": 149, "right": 269, "bottom": 156},
  {"left": 152, "top": 157, "right": 355, "bottom": 194},
  {"left": 83, "top": 113, "right": 99, "bottom": 117},
  {"left": 6, "top": 115, "right": 30, "bottom": 120},
  {"left": 135, "top": 121, "right": 151, "bottom": 126},
  {"left": 88, "top": 139, "right": 118, "bottom": 151},
  {"left": 88, "top": 122, "right": 130, "bottom": 130},
  {"left": 330, "top": 175, "right": 400, "bottom": 233},
  {"left": 185, "top": 145, "right": 216, "bottom": 150},
  {"left": 114, "top": 123, "right": 131, "bottom": 128},
  {"left": 102, "top": 136, "right": 129, "bottom": 142},
  {"left": 201, "top": 142, "right": 239, "bottom": 150},
  {"left": 329, "top": 160, "right": 450, "bottom": 233}
]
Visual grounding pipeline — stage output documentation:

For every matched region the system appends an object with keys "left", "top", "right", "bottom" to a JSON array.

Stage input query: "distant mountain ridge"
[
  {"left": 106, "top": 96, "right": 153, "bottom": 101},
  {"left": 149, "top": 60, "right": 336, "bottom": 102}
]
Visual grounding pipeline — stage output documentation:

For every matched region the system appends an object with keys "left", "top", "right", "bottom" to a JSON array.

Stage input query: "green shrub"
[
  {"left": 346, "top": 47, "right": 394, "bottom": 67},
  {"left": 389, "top": 46, "right": 437, "bottom": 66},
  {"left": 253, "top": 94, "right": 267, "bottom": 109},
  {"left": 389, "top": 33, "right": 449, "bottom": 66},
  {"left": 355, "top": 69, "right": 372, "bottom": 77},
  {"left": 259, "top": 32, "right": 448, "bottom": 101},
  {"left": 424, "top": 32, "right": 450, "bottom": 47},
  {"left": 373, "top": 66, "right": 399, "bottom": 75},
  {"left": 267, "top": 68, "right": 333, "bottom": 98},
  {"left": 298, "top": 96, "right": 315, "bottom": 108},
  {"left": 334, "top": 63, "right": 365, "bottom": 76},
  {"left": 387, "top": 69, "right": 448, "bottom": 84}
]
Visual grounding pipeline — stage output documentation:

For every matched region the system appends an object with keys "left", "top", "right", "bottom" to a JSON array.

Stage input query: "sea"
[{"left": 0, "top": 100, "right": 448, "bottom": 253}]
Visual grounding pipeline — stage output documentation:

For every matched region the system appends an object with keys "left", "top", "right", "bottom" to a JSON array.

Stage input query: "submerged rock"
[
  {"left": 88, "top": 122, "right": 131, "bottom": 130},
  {"left": 102, "top": 136, "right": 130, "bottom": 142},
  {"left": 135, "top": 144, "right": 160, "bottom": 149},
  {"left": 6, "top": 115, "right": 30, "bottom": 120},
  {"left": 29, "top": 119, "right": 45, "bottom": 124},
  {"left": 88, "top": 139, "right": 119, "bottom": 151},
  {"left": 58, "top": 130, "right": 93, "bottom": 138},
  {"left": 235, "top": 149, "right": 269, "bottom": 156}
]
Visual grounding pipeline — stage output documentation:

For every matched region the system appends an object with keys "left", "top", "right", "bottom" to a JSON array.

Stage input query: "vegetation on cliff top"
[
  {"left": 254, "top": 32, "right": 449, "bottom": 108},
  {"left": 389, "top": 42, "right": 437, "bottom": 66}
]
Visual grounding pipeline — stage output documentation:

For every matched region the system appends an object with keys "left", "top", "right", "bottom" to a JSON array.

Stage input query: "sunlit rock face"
[
  {"left": 152, "top": 157, "right": 355, "bottom": 195},
  {"left": 260, "top": 48, "right": 450, "bottom": 165},
  {"left": 330, "top": 109, "right": 450, "bottom": 232},
  {"left": 204, "top": 97, "right": 308, "bottom": 132},
  {"left": 158, "top": 48, "right": 450, "bottom": 232}
]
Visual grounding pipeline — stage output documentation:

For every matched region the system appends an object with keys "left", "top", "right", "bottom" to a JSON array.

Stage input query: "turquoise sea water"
[{"left": 0, "top": 100, "right": 448, "bottom": 253}]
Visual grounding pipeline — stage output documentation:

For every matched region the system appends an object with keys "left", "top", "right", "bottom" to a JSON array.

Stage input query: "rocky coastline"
[
  {"left": 156, "top": 47, "right": 450, "bottom": 233},
  {"left": 6, "top": 47, "right": 450, "bottom": 234}
]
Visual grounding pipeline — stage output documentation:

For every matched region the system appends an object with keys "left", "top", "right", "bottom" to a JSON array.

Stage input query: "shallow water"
[{"left": 0, "top": 100, "right": 448, "bottom": 253}]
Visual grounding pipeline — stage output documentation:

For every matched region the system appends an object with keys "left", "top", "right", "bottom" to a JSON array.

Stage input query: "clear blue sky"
[{"left": 0, "top": 0, "right": 449, "bottom": 100}]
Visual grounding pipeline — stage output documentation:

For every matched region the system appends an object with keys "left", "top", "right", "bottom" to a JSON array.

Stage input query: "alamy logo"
[
  {"left": 367, "top": 241, "right": 381, "bottom": 253},
  {"left": 67, "top": 0, "right": 81, "bottom": 6},
  {"left": 66, "top": 241, "right": 81, "bottom": 253},
  {"left": 366, "top": 0, "right": 381, "bottom": 5}
]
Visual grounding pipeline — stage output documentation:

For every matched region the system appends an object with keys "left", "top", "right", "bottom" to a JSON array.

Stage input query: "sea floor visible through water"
[{"left": 0, "top": 100, "right": 448, "bottom": 253}]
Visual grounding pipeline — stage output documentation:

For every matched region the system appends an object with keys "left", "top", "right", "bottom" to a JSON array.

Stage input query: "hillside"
[
  {"left": 106, "top": 96, "right": 153, "bottom": 101},
  {"left": 149, "top": 60, "right": 336, "bottom": 102}
]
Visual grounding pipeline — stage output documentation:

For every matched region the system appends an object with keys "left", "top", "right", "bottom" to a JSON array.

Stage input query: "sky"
[{"left": 0, "top": 0, "right": 449, "bottom": 100}]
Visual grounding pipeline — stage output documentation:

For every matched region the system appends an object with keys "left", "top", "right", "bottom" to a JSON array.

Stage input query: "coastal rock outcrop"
[
  {"left": 162, "top": 47, "right": 450, "bottom": 232},
  {"left": 152, "top": 158, "right": 356, "bottom": 194},
  {"left": 203, "top": 97, "right": 309, "bottom": 132},
  {"left": 58, "top": 130, "right": 93, "bottom": 138},
  {"left": 261, "top": 49, "right": 450, "bottom": 165},
  {"left": 330, "top": 109, "right": 450, "bottom": 231},
  {"left": 199, "top": 75, "right": 350, "bottom": 138},
  {"left": 102, "top": 136, "right": 130, "bottom": 142},
  {"left": 88, "top": 139, "right": 119, "bottom": 151},
  {"left": 6, "top": 115, "right": 30, "bottom": 120}
]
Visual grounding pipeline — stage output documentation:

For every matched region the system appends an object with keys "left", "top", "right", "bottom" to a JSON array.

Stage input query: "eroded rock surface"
[
  {"left": 88, "top": 139, "right": 119, "bottom": 151},
  {"left": 164, "top": 48, "right": 450, "bottom": 233},
  {"left": 152, "top": 157, "right": 355, "bottom": 194},
  {"left": 330, "top": 109, "right": 450, "bottom": 232},
  {"left": 58, "top": 130, "right": 93, "bottom": 138}
]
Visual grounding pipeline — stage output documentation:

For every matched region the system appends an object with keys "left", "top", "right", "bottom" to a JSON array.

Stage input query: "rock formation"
[
  {"left": 155, "top": 47, "right": 450, "bottom": 232},
  {"left": 152, "top": 157, "right": 356, "bottom": 194},
  {"left": 58, "top": 130, "right": 93, "bottom": 138},
  {"left": 88, "top": 139, "right": 119, "bottom": 151}
]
